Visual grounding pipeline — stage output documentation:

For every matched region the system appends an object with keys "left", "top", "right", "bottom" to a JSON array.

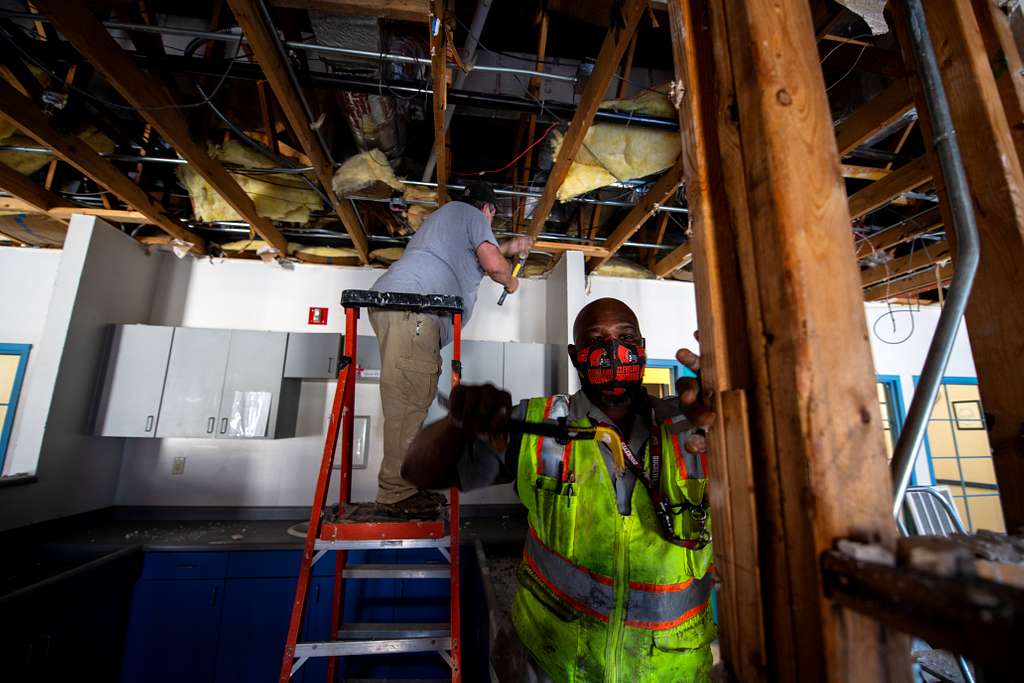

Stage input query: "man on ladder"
[
  {"left": 401, "top": 298, "right": 718, "bottom": 682},
  {"left": 369, "top": 180, "right": 532, "bottom": 519}
]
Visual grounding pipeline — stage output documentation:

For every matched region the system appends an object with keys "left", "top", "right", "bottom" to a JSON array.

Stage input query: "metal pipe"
[
  {"left": 423, "top": 0, "right": 493, "bottom": 180},
  {"left": 890, "top": 0, "right": 981, "bottom": 518},
  {"left": 0, "top": 9, "right": 575, "bottom": 85}
]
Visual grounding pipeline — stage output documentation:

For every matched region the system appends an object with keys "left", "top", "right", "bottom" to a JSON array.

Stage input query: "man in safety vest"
[{"left": 402, "top": 297, "right": 717, "bottom": 682}]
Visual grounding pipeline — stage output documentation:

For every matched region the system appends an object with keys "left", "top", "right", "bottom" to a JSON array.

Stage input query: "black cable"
[{"left": 872, "top": 306, "right": 917, "bottom": 345}]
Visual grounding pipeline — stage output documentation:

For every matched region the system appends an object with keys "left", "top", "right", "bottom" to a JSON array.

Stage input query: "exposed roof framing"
[
  {"left": 586, "top": 162, "right": 685, "bottom": 272},
  {"left": 856, "top": 206, "right": 943, "bottom": 257},
  {"left": 429, "top": 0, "right": 448, "bottom": 205},
  {"left": 268, "top": 0, "right": 429, "bottom": 23},
  {"left": 860, "top": 238, "right": 951, "bottom": 288},
  {"left": 227, "top": 0, "right": 371, "bottom": 263},
  {"left": 526, "top": 0, "right": 648, "bottom": 239},
  {"left": 835, "top": 80, "right": 915, "bottom": 156},
  {"left": 35, "top": 0, "right": 284, "bottom": 253},
  {"left": 0, "top": 158, "right": 72, "bottom": 217},
  {"left": 863, "top": 262, "right": 953, "bottom": 301},
  {"left": 0, "top": 77, "right": 205, "bottom": 252},
  {"left": 847, "top": 155, "right": 932, "bottom": 220}
]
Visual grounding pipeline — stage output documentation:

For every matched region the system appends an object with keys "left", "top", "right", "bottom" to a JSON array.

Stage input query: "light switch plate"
[{"left": 172, "top": 457, "right": 186, "bottom": 475}]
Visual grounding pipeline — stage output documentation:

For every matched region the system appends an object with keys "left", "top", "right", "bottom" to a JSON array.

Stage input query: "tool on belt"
[{"left": 497, "top": 253, "right": 528, "bottom": 306}]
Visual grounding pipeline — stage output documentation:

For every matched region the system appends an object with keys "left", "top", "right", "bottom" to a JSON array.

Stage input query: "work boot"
[
  {"left": 421, "top": 489, "right": 448, "bottom": 507},
  {"left": 375, "top": 491, "right": 443, "bottom": 520}
]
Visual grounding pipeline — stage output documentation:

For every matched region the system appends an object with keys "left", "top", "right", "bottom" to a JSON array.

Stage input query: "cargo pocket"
[
  {"left": 394, "top": 356, "right": 441, "bottom": 409},
  {"left": 651, "top": 604, "right": 716, "bottom": 652},
  {"left": 512, "top": 562, "right": 581, "bottom": 683},
  {"left": 530, "top": 476, "right": 577, "bottom": 558}
]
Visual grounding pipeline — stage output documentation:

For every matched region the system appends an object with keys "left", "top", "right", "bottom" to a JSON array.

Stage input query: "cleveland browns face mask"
[{"left": 573, "top": 337, "right": 647, "bottom": 404}]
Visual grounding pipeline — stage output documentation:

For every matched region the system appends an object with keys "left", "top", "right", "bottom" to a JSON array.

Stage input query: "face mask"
[{"left": 573, "top": 337, "right": 647, "bottom": 404}]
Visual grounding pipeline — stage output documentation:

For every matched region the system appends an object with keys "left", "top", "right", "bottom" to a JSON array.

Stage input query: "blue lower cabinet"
[
  {"left": 298, "top": 577, "right": 335, "bottom": 683},
  {"left": 120, "top": 578, "right": 224, "bottom": 683},
  {"left": 215, "top": 577, "right": 299, "bottom": 683}
]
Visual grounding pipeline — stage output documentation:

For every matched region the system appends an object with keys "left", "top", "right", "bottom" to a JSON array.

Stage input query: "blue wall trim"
[{"left": 0, "top": 343, "right": 32, "bottom": 473}]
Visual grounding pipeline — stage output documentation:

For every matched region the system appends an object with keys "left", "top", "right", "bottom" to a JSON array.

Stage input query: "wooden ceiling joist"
[
  {"left": 847, "top": 155, "right": 932, "bottom": 220},
  {"left": 651, "top": 240, "right": 693, "bottom": 278},
  {"left": 36, "top": 0, "right": 283, "bottom": 254},
  {"left": 835, "top": 80, "right": 914, "bottom": 156},
  {"left": 860, "top": 239, "right": 951, "bottom": 288},
  {"left": 227, "top": 0, "right": 370, "bottom": 263},
  {"left": 0, "top": 161, "right": 72, "bottom": 216},
  {"left": 0, "top": 78, "right": 205, "bottom": 252},
  {"left": 268, "top": 0, "right": 429, "bottom": 23},
  {"left": 863, "top": 262, "right": 953, "bottom": 301},
  {"left": 526, "top": 0, "right": 648, "bottom": 239},
  {"left": 855, "top": 206, "right": 943, "bottom": 257},
  {"left": 586, "top": 161, "right": 685, "bottom": 272},
  {"left": 429, "top": 0, "right": 448, "bottom": 205}
]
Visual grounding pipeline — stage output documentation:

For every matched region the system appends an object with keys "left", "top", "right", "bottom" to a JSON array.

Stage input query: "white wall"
[
  {"left": 0, "top": 247, "right": 61, "bottom": 474},
  {"left": 117, "top": 255, "right": 553, "bottom": 507},
  {"left": 0, "top": 217, "right": 165, "bottom": 530}
]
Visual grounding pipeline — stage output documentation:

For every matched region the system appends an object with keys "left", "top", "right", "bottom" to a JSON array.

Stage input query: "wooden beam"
[
  {"left": 36, "top": 0, "right": 282, "bottom": 254},
  {"left": 860, "top": 239, "right": 951, "bottom": 288},
  {"left": 892, "top": 0, "right": 1024, "bottom": 532},
  {"left": 0, "top": 161, "right": 72, "bottom": 215},
  {"left": 841, "top": 163, "right": 891, "bottom": 181},
  {"left": 532, "top": 240, "right": 609, "bottom": 257},
  {"left": 864, "top": 263, "right": 953, "bottom": 301},
  {"left": 715, "top": 0, "right": 910, "bottom": 678},
  {"left": 847, "top": 155, "right": 932, "bottom": 219},
  {"left": 586, "top": 162, "right": 684, "bottom": 271},
  {"left": 666, "top": 2, "right": 765, "bottom": 678},
  {"left": 526, "top": 0, "right": 647, "bottom": 238},
  {"left": 616, "top": 31, "right": 639, "bottom": 99},
  {"left": 646, "top": 210, "right": 670, "bottom": 268},
  {"left": 834, "top": 80, "right": 914, "bottom": 156},
  {"left": 515, "top": 7, "right": 550, "bottom": 230},
  {"left": 970, "top": 0, "right": 1024, "bottom": 160},
  {"left": 267, "top": 0, "right": 428, "bottom": 23},
  {"left": 429, "top": 0, "right": 448, "bottom": 205},
  {"left": 0, "top": 79, "right": 205, "bottom": 252},
  {"left": 650, "top": 240, "right": 692, "bottom": 277},
  {"left": 226, "top": 0, "right": 369, "bottom": 263},
  {"left": 48, "top": 207, "right": 152, "bottom": 224},
  {"left": 855, "top": 206, "right": 943, "bottom": 257}
]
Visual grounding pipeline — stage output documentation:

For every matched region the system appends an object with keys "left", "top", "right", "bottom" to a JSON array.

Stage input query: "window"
[
  {"left": 0, "top": 344, "right": 31, "bottom": 472},
  {"left": 921, "top": 378, "right": 1004, "bottom": 533},
  {"left": 875, "top": 377, "right": 905, "bottom": 463}
]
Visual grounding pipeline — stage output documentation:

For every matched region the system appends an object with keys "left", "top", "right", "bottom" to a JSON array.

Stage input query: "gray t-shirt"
[{"left": 372, "top": 201, "right": 498, "bottom": 347}]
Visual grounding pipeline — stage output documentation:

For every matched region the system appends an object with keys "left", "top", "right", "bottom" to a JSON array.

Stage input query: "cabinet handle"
[
  {"left": 207, "top": 417, "right": 215, "bottom": 434},
  {"left": 145, "top": 415, "right": 154, "bottom": 432},
  {"left": 211, "top": 586, "right": 218, "bottom": 607},
  {"left": 328, "top": 356, "right": 334, "bottom": 376},
  {"left": 220, "top": 418, "right": 228, "bottom": 434}
]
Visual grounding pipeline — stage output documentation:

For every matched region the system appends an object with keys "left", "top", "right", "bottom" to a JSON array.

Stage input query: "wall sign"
[{"left": 308, "top": 307, "right": 328, "bottom": 325}]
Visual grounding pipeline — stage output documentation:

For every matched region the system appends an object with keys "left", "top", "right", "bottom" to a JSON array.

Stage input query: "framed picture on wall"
[{"left": 952, "top": 399, "right": 985, "bottom": 430}]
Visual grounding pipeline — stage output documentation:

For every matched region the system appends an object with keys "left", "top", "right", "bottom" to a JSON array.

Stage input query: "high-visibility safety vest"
[{"left": 512, "top": 395, "right": 716, "bottom": 683}]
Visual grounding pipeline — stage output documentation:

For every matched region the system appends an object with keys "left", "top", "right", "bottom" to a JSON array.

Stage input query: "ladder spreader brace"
[{"left": 279, "top": 289, "right": 465, "bottom": 683}]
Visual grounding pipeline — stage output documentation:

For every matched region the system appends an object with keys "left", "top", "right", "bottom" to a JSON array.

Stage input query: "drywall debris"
[
  {"left": 332, "top": 149, "right": 405, "bottom": 196},
  {"left": 837, "top": 0, "right": 889, "bottom": 35},
  {"left": 178, "top": 140, "right": 321, "bottom": 223},
  {"left": 554, "top": 87, "right": 681, "bottom": 201}
]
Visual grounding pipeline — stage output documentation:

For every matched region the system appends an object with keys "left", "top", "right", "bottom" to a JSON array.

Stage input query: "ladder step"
[
  {"left": 343, "top": 564, "right": 450, "bottom": 579},
  {"left": 294, "top": 636, "right": 451, "bottom": 658},
  {"left": 315, "top": 536, "right": 451, "bottom": 551},
  {"left": 320, "top": 519, "right": 446, "bottom": 542},
  {"left": 339, "top": 623, "right": 450, "bottom": 639}
]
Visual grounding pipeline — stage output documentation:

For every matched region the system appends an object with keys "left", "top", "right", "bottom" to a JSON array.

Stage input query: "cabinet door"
[
  {"left": 94, "top": 325, "right": 173, "bottom": 437},
  {"left": 216, "top": 331, "right": 287, "bottom": 439},
  {"left": 156, "top": 328, "right": 231, "bottom": 437},
  {"left": 214, "top": 577, "right": 298, "bottom": 683},
  {"left": 120, "top": 579, "right": 223, "bottom": 683},
  {"left": 283, "top": 333, "right": 342, "bottom": 379}
]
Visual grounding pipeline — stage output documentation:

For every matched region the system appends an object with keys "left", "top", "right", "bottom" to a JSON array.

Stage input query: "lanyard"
[{"left": 599, "top": 406, "right": 710, "bottom": 550}]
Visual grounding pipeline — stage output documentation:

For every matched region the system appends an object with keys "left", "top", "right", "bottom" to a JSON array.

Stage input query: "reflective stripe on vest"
[
  {"left": 535, "top": 394, "right": 571, "bottom": 478},
  {"left": 524, "top": 528, "right": 712, "bottom": 630},
  {"left": 670, "top": 426, "right": 705, "bottom": 479}
]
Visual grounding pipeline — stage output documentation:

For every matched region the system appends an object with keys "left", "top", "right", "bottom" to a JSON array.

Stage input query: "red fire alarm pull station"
[{"left": 308, "top": 307, "right": 328, "bottom": 325}]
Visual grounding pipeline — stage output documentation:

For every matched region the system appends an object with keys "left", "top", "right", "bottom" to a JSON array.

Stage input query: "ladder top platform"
[{"left": 341, "top": 290, "right": 464, "bottom": 314}]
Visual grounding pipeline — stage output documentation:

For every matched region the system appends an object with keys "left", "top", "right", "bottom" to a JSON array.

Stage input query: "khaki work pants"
[{"left": 368, "top": 309, "right": 442, "bottom": 504}]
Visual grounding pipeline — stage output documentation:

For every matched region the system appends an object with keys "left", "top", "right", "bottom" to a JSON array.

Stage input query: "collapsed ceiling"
[{"left": 0, "top": 0, "right": 953, "bottom": 298}]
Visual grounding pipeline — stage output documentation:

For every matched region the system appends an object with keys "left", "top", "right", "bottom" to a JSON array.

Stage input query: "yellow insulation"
[
  {"left": 594, "top": 257, "right": 655, "bottom": 279},
  {"left": 331, "top": 149, "right": 405, "bottom": 195},
  {"left": 0, "top": 127, "right": 114, "bottom": 176},
  {"left": 553, "top": 87, "right": 681, "bottom": 201},
  {"left": 178, "top": 140, "right": 321, "bottom": 224}
]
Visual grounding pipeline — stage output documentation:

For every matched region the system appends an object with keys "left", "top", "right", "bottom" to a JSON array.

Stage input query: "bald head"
[{"left": 572, "top": 298, "right": 641, "bottom": 345}]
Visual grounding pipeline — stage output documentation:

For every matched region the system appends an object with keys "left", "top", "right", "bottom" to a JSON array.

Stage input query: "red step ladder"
[{"left": 279, "top": 290, "right": 463, "bottom": 682}]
